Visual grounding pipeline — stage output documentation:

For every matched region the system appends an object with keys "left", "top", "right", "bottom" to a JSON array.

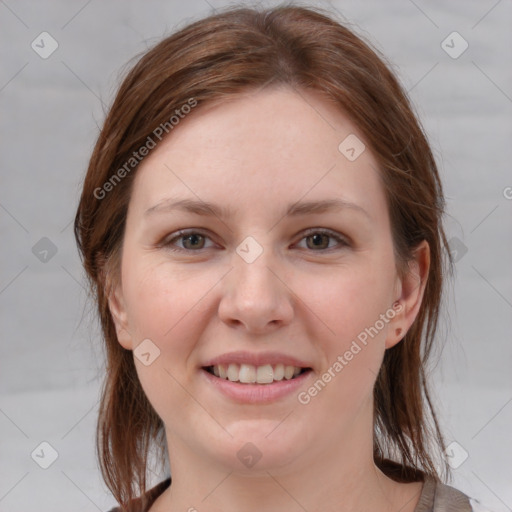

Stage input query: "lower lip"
[{"left": 200, "top": 368, "right": 313, "bottom": 404}]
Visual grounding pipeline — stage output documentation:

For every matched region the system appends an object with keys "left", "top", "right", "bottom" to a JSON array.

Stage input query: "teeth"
[
  {"left": 256, "top": 364, "right": 273, "bottom": 384},
  {"left": 208, "top": 363, "right": 306, "bottom": 384},
  {"left": 284, "top": 365, "right": 295, "bottom": 380},
  {"left": 227, "top": 364, "right": 239, "bottom": 382},
  {"left": 239, "top": 364, "right": 256, "bottom": 383},
  {"left": 273, "top": 363, "right": 284, "bottom": 380}
]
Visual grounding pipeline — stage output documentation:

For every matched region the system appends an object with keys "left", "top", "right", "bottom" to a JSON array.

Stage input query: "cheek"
[
  {"left": 122, "top": 259, "right": 224, "bottom": 354},
  {"left": 121, "top": 261, "right": 222, "bottom": 424},
  {"left": 308, "top": 262, "right": 395, "bottom": 345},
  {"left": 297, "top": 268, "right": 390, "bottom": 420},
  {"left": 299, "top": 258, "right": 395, "bottom": 410}
]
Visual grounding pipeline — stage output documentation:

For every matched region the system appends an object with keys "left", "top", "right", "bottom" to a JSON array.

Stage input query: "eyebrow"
[{"left": 144, "top": 197, "right": 370, "bottom": 220}]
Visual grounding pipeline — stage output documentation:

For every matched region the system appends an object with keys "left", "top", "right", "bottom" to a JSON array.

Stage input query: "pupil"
[
  {"left": 308, "top": 233, "right": 328, "bottom": 249},
  {"left": 185, "top": 234, "right": 203, "bottom": 249}
]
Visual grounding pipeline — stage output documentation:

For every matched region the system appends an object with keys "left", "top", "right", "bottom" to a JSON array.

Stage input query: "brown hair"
[{"left": 74, "top": 4, "right": 452, "bottom": 508}]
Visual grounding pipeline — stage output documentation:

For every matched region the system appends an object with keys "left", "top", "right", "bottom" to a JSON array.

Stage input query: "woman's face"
[{"left": 109, "top": 86, "right": 426, "bottom": 474}]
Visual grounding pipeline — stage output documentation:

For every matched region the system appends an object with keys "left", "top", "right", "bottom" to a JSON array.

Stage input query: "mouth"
[{"left": 202, "top": 363, "right": 313, "bottom": 385}]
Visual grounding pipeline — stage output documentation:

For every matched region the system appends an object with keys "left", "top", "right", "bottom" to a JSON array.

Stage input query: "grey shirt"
[{"left": 415, "top": 477, "right": 474, "bottom": 512}]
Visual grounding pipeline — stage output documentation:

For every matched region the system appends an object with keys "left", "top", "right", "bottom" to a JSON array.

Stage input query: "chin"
[{"left": 201, "top": 420, "right": 307, "bottom": 473}]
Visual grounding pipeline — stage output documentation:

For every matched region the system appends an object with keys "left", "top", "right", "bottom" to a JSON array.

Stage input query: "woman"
[{"left": 74, "top": 5, "right": 486, "bottom": 512}]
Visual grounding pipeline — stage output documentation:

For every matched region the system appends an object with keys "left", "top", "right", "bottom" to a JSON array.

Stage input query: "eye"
[
  {"left": 295, "top": 229, "right": 349, "bottom": 251},
  {"left": 161, "top": 228, "right": 349, "bottom": 253},
  {"left": 163, "top": 230, "right": 215, "bottom": 251}
]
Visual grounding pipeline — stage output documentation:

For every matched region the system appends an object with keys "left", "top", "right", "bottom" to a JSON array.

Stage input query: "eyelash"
[{"left": 161, "top": 228, "right": 350, "bottom": 253}]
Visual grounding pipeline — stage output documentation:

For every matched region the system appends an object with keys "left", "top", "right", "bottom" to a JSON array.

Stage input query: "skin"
[{"left": 108, "top": 86, "right": 429, "bottom": 512}]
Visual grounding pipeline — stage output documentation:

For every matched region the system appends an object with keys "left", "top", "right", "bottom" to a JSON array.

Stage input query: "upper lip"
[{"left": 202, "top": 351, "right": 312, "bottom": 369}]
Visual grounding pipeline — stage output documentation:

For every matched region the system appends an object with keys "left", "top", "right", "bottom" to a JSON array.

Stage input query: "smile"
[{"left": 204, "top": 363, "right": 311, "bottom": 384}]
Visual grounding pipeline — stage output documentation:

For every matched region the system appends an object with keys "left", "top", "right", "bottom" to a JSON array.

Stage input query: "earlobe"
[
  {"left": 385, "top": 240, "right": 430, "bottom": 349},
  {"left": 107, "top": 283, "right": 134, "bottom": 350}
]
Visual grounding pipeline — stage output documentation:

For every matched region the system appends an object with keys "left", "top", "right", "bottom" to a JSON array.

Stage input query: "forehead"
[{"left": 129, "top": 86, "right": 386, "bottom": 220}]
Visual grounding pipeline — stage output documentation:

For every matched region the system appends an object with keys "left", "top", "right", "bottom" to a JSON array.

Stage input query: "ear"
[
  {"left": 107, "top": 280, "right": 134, "bottom": 350},
  {"left": 386, "top": 240, "right": 430, "bottom": 349}
]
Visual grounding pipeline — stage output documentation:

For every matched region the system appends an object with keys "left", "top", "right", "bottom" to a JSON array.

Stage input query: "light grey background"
[{"left": 1, "top": 1, "right": 511, "bottom": 511}]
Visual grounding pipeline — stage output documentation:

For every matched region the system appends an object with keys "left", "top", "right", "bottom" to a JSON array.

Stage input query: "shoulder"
[
  {"left": 106, "top": 477, "right": 171, "bottom": 512},
  {"left": 415, "top": 477, "right": 495, "bottom": 512}
]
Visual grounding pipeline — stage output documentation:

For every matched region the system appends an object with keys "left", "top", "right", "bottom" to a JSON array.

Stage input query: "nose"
[{"left": 218, "top": 248, "right": 294, "bottom": 334}]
